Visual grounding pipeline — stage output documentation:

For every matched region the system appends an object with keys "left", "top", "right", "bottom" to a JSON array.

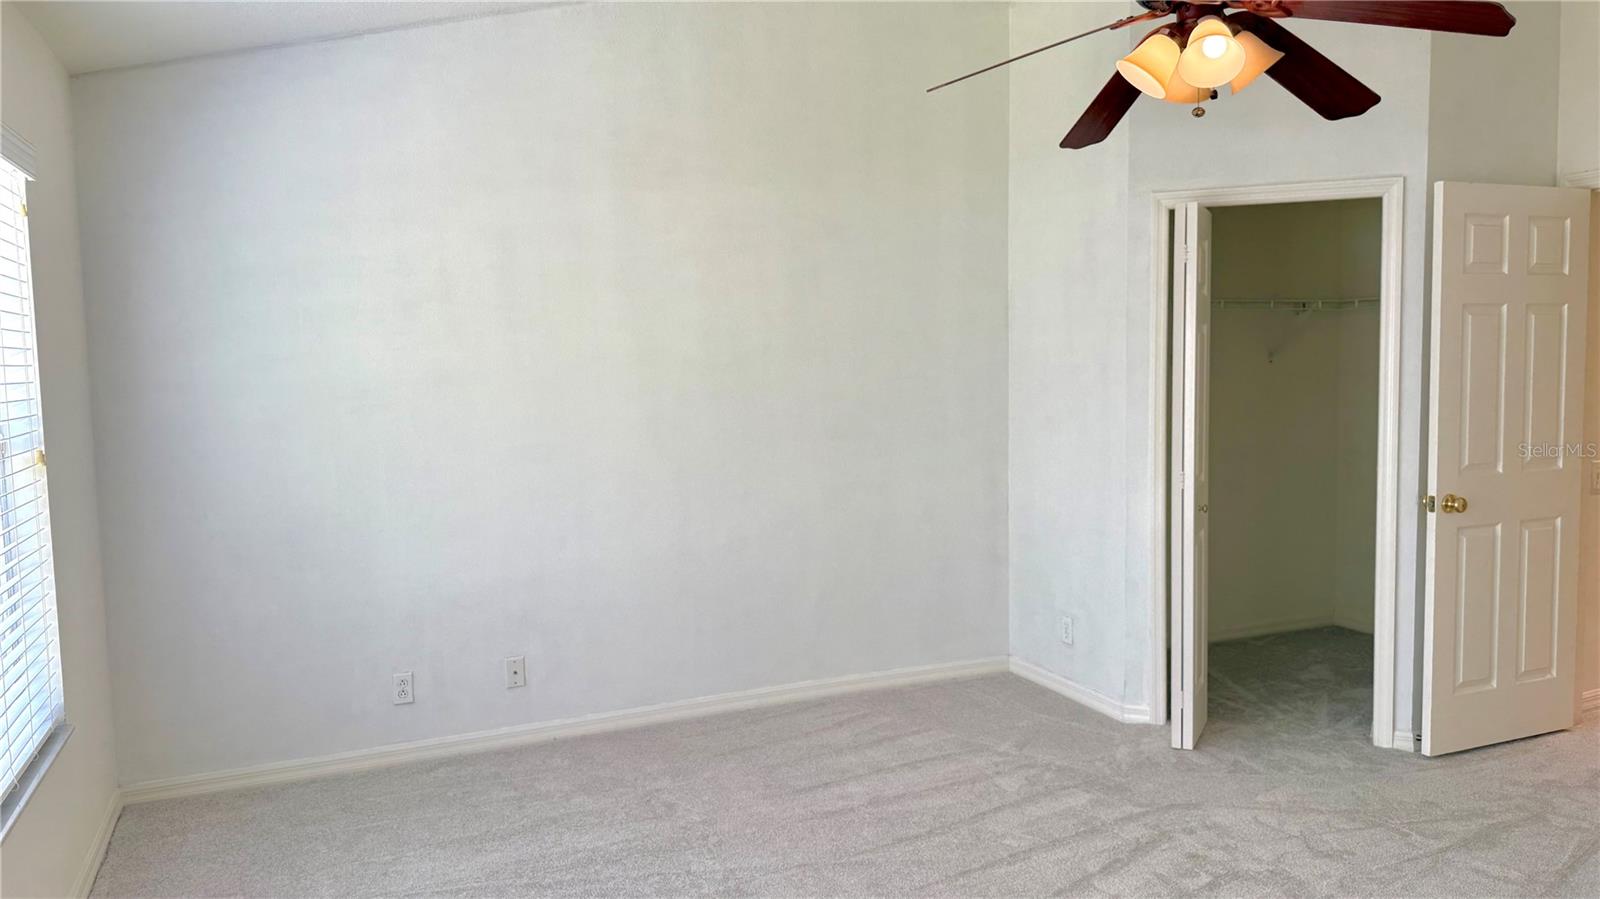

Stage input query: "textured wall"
[
  {"left": 1556, "top": 0, "right": 1598, "bottom": 180},
  {"left": 0, "top": 8, "right": 118, "bottom": 898},
  {"left": 72, "top": 2, "right": 1011, "bottom": 784},
  {"left": 1007, "top": 1, "right": 1142, "bottom": 715},
  {"left": 1208, "top": 200, "right": 1382, "bottom": 642},
  {"left": 1427, "top": 1, "right": 1561, "bottom": 187}
]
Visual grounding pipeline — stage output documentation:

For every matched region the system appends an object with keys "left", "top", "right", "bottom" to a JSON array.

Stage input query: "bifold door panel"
[{"left": 1170, "top": 203, "right": 1211, "bottom": 751}]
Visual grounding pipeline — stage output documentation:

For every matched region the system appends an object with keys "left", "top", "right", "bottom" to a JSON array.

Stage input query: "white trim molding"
[
  {"left": 0, "top": 123, "right": 38, "bottom": 180},
  {"left": 1208, "top": 615, "right": 1340, "bottom": 644},
  {"left": 1568, "top": 168, "right": 1600, "bottom": 720},
  {"left": 1148, "top": 176, "right": 1407, "bottom": 752},
  {"left": 1560, "top": 170, "right": 1600, "bottom": 190},
  {"left": 121, "top": 657, "right": 1010, "bottom": 804},
  {"left": 1009, "top": 658, "right": 1153, "bottom": 724},
  {"left": 70, "top": 789, "right": 123, "bottom": 899},
  {"left": 1391, "top": 730, "right": 1419, "bottom": 753}
]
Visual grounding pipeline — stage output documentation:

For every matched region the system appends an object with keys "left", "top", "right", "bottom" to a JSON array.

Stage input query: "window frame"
[{"left": 0, "top": 151, "right": 68, "bottom": 839}]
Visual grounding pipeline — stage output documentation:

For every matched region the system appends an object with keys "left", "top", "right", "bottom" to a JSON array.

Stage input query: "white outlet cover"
[
  {"left": 1059, "top": 616, "right": 1074, "bottom": 646},
  {"left": 393, "top": 671, "right": 414, "bottom": 705},
  {"left": 505, "top": 656, "right": 526, "bottom": 689}
]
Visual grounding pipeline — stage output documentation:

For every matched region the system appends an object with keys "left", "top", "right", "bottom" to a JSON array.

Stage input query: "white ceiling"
[{"left": 17, "top": 1, "right": 549, "bottom": 76}]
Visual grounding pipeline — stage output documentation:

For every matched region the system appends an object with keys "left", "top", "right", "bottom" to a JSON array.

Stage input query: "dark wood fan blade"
[
  {"left": 1060, "top": 74, "right": 1141, "bottom": 149},
  {"left": 1229, "top": 1, "right": 1515, "bottom": 36},
  {"left": 1231, "top": 12, "right": 1381, "bottom": 121}
]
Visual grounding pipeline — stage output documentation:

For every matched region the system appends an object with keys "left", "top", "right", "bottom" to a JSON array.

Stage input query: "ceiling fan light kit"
[
  {"left": 1164, "top": 78, "right": 1210, "bottom": 106},
  {"left": 1174, "top": 16, "right": 1247, "bottom": 89},
  {"left": 1116, "top": 30, "right": 1183, "bottom": 99},
  {"left": 1229, "top": 30, "right": 1285, "bottom": 93},
  {"left": 929, "top": 1, "right": 1518, "bottom": 150}
]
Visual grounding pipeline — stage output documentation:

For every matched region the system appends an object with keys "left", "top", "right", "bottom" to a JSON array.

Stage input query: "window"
[{"left": 0, "top": 153, "right": 63, "bottom": 817}]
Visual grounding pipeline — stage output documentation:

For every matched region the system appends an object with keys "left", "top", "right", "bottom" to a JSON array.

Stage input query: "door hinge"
[
  {"left": 1176, "top": 470, "right": 1186, "bottom": 491},
  {"left": 18, "top": 202, "right": 25, "bottom": 217},
  {"left": 1421, "top": 494, "right": 1436, "bottom": 513}
]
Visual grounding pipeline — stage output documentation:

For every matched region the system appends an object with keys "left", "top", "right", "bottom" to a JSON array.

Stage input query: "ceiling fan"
[{"left": 929, "top": 1, "right": 1517, "bottom": 149}]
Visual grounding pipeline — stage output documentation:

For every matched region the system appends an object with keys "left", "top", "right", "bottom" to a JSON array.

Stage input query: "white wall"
[
  {"left": 1559, "top": 0, "right": 1600, "bottom": 707},
  {"left": 1007, "top": 1, "right": 1140, "bottom": 714},
  {"left": 0, "top": 7, "right": 119, "bottom": 898},
  {"left": 71, "top": 1, "right": 1011, "bottom": 785},
  {"left": 1557, "top": 0, "right": 1598, "bottom": 181},
  {"left": 1333, "top": 302, "right": 1381, "bottom": 633},
  {"left": 1209, "top": 305, "right": 1342, "bottom": 638},
  {"left": 1207, "top": 200, "right": 1381, "bottom": 641},
  {"left": 1427, "top": 1, "right": 1561, "bottom": 187}
]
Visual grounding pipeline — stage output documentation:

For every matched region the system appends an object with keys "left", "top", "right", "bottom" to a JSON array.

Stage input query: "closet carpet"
[{"left": 91, "top": 628, "right": 1597, "bottom": 897}]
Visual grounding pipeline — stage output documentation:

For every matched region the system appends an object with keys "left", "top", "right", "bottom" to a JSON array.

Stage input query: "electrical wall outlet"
[
  {"left": 1059, "top": 616, "right": 1075, "bottom": 646},
  {"left": 393, "top": 671, "right": 414, "bottom": 705},
  {"left": 504, "top": 655, "right": 526, "bottom": 689}
]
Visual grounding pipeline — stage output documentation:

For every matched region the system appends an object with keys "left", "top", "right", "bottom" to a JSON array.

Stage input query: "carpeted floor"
[{"left": 90, "top": 627, "right": 1598, "bottom": 897}]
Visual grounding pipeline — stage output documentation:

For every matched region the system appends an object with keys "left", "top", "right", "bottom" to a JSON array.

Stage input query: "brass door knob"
[{"left": 1441, "top": 494, "right": 1468, "bottom": 514}]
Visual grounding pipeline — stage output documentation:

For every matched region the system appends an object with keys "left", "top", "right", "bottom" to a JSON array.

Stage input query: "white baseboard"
[
  {"left": 1390, "top": 729, "right": 1418, "bottom": 753},
  {"left": 122, "top": 656, "right": 1010, "bottom": 804},
  {"left": 70, "top": 789, "right": 123, "bottom": 898},
  {"left": 1209, "top": 614, "right": 1337, "bottom": 643},
  {"left": 1330, "top": 613, "right": 1374, "bottom": 635},
  {"left": 1008, "top": 658, "right": 1152, "bottom": 724},
  {"left": 1582, "top": 688, "right": 1600, "bottom": 712}
]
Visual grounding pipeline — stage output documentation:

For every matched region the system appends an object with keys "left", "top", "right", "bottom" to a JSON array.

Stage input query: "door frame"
[
  {"left": 1149, "top": 176, "right": 1406, "bottom": 749},
  {"left": 1561, "top": 168, "right": 1600, "bottom": 719}
]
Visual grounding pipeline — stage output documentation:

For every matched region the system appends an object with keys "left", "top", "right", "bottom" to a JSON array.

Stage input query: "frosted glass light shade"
[
  {"left": 1228, "top": 30, "right": 1284, "bottom": 92},
  {"left": 1162, "top": 77, "right": 1207, "bottom": 104},
  {"left": 1176, "top": 17, "right": 1246, "bottom": 89},
  {"left": 1116, "top": 33, "right": 1182, "bottom": 99}
]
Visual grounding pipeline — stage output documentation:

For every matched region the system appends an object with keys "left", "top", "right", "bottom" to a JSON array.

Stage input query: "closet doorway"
[
  {"left": 1208, "top": 199, "right": 1381, "bottom": 751},
  {"left": 1156, "top": 179, "right": 1405, "bottom": 753}
]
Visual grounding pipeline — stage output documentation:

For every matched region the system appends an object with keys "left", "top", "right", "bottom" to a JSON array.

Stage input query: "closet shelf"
[{"left": 1213, "top": 297, "right": 1377, "bottom": 311}]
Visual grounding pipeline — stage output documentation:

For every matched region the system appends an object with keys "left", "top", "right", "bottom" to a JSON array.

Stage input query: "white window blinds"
[{"left": 0, "top": 157, "right": 62, "bottom": 801}]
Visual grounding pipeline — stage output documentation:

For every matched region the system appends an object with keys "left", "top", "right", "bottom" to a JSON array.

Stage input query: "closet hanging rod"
[{"left": 1212, "top": 297, "right": 1378, "bottom": 311}]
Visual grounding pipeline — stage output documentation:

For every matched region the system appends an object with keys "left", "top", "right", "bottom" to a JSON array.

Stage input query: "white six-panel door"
[
  {"left": 1170, "top": 203, "right": 1212, "bottom": 750},
  {"left": 1424, "top": 182, "right": 1590, "bottom": 756}
]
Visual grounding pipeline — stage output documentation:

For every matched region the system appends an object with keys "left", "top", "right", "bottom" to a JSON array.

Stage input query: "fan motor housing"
[{"left": 1139, "top": 2, "right": 1231, "bottom": 24}]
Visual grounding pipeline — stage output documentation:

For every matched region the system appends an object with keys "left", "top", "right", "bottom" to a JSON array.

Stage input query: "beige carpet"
[{"left": 90, "top": 628, "right": 1599, "bottom": 897}]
